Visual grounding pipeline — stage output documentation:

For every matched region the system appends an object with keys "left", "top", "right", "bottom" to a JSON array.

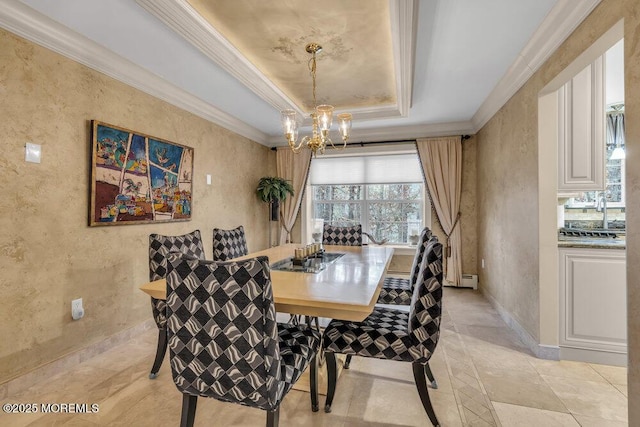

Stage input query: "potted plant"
[{"left": 256, "top": 177, "right": 294, "bottom": 222}]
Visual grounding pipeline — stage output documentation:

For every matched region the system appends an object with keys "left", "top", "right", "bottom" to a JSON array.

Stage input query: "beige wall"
[
  {"left": 477, "top": 0, "right": 640, "bottom": 422},
  {"left": 0, "top": 29, "right": 275, "bottom": 384}
]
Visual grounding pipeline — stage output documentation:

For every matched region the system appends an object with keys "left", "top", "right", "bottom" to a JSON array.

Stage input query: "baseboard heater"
[{"left": 461, "top": 274, "right": 478, "bottom": 289}]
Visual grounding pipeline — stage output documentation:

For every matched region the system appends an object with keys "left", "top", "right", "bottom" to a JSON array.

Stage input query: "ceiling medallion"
[{"left": 280, "top": 43, "right": 352, "bottom": 156}]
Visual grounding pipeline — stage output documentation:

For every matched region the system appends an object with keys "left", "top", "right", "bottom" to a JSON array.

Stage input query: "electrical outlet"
[{"left": 71, "top": 298, "right": 84, "bottom": 320}]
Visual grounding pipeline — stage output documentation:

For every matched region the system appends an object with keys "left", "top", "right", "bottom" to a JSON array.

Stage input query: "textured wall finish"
[
  {"left": 0, "top": 29, "right": 275, "bottom": 384},
  {"left": 477, "top": 0, "right": 638, "bottom": 422},
  {"left": 461, "top": 136, "right": 478, "bottom": 275}
]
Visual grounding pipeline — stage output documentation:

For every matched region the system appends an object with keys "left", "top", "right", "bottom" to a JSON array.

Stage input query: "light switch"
[
  {"left": 25, "top": 142, "right": 42, "bottom": 163},
  {"left": 206, "top": 174, "right": 212, "bottom": 185}
]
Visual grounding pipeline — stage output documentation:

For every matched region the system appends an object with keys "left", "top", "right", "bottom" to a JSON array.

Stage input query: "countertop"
[{"left": 558, "top": 236, "right": 626, "bottom": 249}]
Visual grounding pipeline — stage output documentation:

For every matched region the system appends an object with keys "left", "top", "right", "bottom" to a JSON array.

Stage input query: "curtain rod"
[{"left": 270, "top": 135, "right": 471, "bottom": 150}]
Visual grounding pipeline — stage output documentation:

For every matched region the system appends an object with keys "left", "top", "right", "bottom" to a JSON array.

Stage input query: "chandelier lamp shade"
[{"left": 281, "top": 43, "right": 352, "bottom": 155}]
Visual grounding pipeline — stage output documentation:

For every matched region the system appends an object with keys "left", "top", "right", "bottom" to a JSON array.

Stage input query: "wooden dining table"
[{"left": 139, "top": 243, "right": 395, "bottom": 322}]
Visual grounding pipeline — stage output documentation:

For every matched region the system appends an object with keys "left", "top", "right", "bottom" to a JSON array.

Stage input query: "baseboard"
[
  {"left": 481, "top": 289, "right": 560, "bottom": 360},
  {"left": 560, "top": 346, "right": 628, "bottom": 367},
  {"left": 1, "top": 319, "right": 155, "bottom": 396}
]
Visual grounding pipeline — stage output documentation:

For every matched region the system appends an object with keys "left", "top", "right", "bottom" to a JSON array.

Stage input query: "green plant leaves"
[{"left": 256, "top": 177, "right": 295, "bottom": 202}]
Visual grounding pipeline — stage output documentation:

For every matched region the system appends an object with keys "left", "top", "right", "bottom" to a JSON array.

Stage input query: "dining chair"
[
  {"left": 148, "top": 230, "right": 206, "bottom": 379},
  {"left": 165, "top": 253, "right": 321, "bottom": 427},
  {"left": 322, "top": 223, "right": 363, "bottom": 246},
  {"left": 377, "top": 227, "right": 432, "bottom": 305},
  {"left": 322, "top": 238, "right": 444, "bottom": 426},
  {"left": 212, "top": 225, "right": 249, "bottom": 261}
]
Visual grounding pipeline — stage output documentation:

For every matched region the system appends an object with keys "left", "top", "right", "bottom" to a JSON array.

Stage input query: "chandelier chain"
[{"left": 309, "top": 54, "right": 317, "bottom": 109}]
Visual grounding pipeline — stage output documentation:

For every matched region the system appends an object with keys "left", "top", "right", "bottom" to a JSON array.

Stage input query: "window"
[{"left": 306, "top": 150, "right": 426, "bottom": 245}]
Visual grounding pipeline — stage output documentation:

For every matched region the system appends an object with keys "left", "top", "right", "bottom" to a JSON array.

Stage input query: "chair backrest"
[
  {"left": 408, "top": 237, "right": 443, "bottom": 359},
  {"left": 322, "top": 224, "right": 363, "bottom": 246},
  {"left": 408, "top": 227, "right": 433, "bottom": 288},
  {"left": 149, "top": 230, "right": 206, "bottom": 281},
  {"left": 212, "top": 225, "right": 249, "bottom": 261},
  {"left": 165, "top": 253, "right": 283, "bottom": 411}
]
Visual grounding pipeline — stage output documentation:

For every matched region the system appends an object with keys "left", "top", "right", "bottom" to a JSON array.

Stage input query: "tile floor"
[{"left": 0, "top": 288, "right": 628, "bottom": 426}]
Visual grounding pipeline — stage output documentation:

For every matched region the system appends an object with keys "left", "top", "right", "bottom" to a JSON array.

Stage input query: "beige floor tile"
[
  {"left": 613, "top": 383, "right": 628, "bottom": 397},
  {"left": 1, "top": 288, "right": 627, "bottom": 427},
  {"left": 542, "top": 375, "right": 628, "bottom": 422},
  {"left": 457, "top": 325, "right": 529, "bottom": 352},
  {"left": 476, "top": 366, "right": 569, "bottom": 413},
  {"left": 493, "top": 402, "right": 580, "bottom": 427},
  {"left": 528, "top": 359, "right": 606, "bottom": 382},
  {"left": 356, "top": 377, "right": 440, "bottom": 426},
  {"left": 572, "top": 414, "right": 629, "bottom": 427},
  {"left": 589, "top": 363, "right": 628, "bottom": 386}
]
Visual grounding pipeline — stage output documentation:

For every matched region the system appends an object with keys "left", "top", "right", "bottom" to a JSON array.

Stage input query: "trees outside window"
[{"left": 312, "top": 183, "right": 423, "bottom": 244}]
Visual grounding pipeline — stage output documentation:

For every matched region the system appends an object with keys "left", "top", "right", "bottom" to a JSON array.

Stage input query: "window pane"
[
  {"left": 368, "top": 184, "right": 421, "bottom": 200},
  {"left": 369, "top": 222, "right": 406, "bottom": 244},
  {"left": 314, "top": 185, "right": 362, "bottom": 201},
  {"left": 314, "top": 202, "right": 361, "bottom": 226}
]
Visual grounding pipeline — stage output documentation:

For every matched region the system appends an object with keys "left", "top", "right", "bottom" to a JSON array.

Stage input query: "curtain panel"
[
  {"left": 276, "top": 148, "right": 312, "bottom": 244},
  {"left": 416, "top": 136, "right": 463, "bottom": 286}
]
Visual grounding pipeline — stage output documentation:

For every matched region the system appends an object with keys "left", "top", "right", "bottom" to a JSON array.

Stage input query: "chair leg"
[
  {"left": 324, "top": 352, "right": 338, "bottom": 413},
  {"left": 149, "top": 327, "right": 168, "bottom": 379},
  {"left": 180, "top": 394, "right": 198, "bottom": 427},
  {"left": 310, "top": 354, "right": 319, "bottom": 412},
  {"left": 412, "top": 362, "right": 440, "bottom": 426},
  {"left": 344, "top": 355, "right": 352, "bottom": 369},
  {"left": 266, "top": 406, "right": 280, "bottom": 427},
  {"left": 425, "top": 362, "right": 438, "bottom": 389}
]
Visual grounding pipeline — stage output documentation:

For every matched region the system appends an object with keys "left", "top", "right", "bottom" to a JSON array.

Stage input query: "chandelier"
[{"left": 281, "top": 43, "right": 352, "bottom": 155}]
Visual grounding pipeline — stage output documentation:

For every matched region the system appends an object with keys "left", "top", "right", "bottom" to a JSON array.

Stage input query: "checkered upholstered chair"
[
  {"left": 322, "top": 238, "right": 444, "bottom": 426},
  {"left": 212, "top": 225, "right": 249, "bottom": 261},
  {"left": 377, "top": 227, "right": 433, "bottom": 305},
  {"left": 322, "top": 224, "right": 363, "bottom": 246},
  {"left": 148, "top": 230, "right": 206, "bottom": 379},
  {"left": 165, "top": 253, "right": 321, "bottom": 427}
]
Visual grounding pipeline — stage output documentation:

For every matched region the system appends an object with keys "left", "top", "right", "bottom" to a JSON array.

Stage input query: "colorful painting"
[{"left": 90, "top": 120, "right": 193, "bottom": 226}]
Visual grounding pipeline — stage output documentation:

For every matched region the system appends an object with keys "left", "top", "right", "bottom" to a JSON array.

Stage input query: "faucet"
[{"left": 596, "top": 191, "right": 608, "bottom": 229}]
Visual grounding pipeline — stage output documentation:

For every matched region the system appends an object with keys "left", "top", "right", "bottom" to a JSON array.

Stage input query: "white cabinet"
[
  {"left": 559, "top": 247, "right": 626, "bottom": 365},
  {"left": 558, "top": 57, "right": 605, "bottom": 191}
]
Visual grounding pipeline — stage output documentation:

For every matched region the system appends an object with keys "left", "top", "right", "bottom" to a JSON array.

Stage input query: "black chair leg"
[
  {"left": 425, "top": 362, "right": 438, "bottom": 389},
  {"left": 180, "top": 394, "right": 198, "bottom": 427},
  {"left": 149, "top": 327, "right": 168, "bottom": 379},
  {"left": 266, "top": 406, "right": 280, "bottom": 427},
  {"left": 412, "top": 362, "right": 440, "bottom": 426},
  {"left": 324, "top": 352, "right": 338, "bottom": 413},
  {"left": 344, "top": 354, "right": 352, "bottom": 369},
  {"left": 310, "top": 354, "right": 319, "bottom": 412}
]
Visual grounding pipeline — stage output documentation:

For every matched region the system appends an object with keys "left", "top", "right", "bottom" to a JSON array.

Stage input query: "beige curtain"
[
  {"left": 416, "top": 136, "right": 463, "bottom": 286},
  {"left": 276, "top": 147, "right": 312, "bottom": 244}
]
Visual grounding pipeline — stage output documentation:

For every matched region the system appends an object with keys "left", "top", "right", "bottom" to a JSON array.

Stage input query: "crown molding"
[
  {"left": 471, "top": 0, "right": 602, "bottom": 132},
  {"left": 0, "top": 0, "right": 269, "bottom": 145},
  {"left": 135, "top": 0, "right": 415, "bottom": 121},
  {"left": 135, "top": 0, "right": 301, "bottom": 115},
  {"left": 390, "top": 0, "right": 418, "bottom": 116}
]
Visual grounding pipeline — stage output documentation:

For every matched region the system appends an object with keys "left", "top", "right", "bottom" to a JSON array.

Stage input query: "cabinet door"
[
  {"left": 558, "top": 57, "right": 605, "bottom": 191},
  {"left": 559, "top": 248, "right": 626, "bottom": 354}
]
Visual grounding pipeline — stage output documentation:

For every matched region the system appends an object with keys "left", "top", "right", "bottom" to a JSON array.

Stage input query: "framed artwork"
[{"left": 89, "top": 120, "right": 193, "bottom": 226}]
